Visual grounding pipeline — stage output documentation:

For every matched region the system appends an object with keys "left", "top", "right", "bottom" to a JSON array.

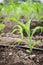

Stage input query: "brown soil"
[
  {"left": 0, "top": 34, "right": 43, "bottom": 65},
  {"left": 0, "top": 46, "right": 43, "bottom": 65}
]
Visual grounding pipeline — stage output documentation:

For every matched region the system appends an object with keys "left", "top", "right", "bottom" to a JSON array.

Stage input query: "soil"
[{"left": 0, "top": 45, "right": 43, "bottom": 65}]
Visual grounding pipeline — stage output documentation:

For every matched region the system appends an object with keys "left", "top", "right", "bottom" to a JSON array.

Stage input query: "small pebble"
[
  {"left": 37, "top": 58, "right": 39, "bottom": 62},
  {"left": 9, "top": 52, "right": 12, "bottom": 56},
  {"left": 29, "top": 55, "right": 36, "bottom": 59}
]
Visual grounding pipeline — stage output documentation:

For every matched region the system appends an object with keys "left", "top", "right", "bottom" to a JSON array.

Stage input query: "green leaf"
[
  {"left": 25, "top": 19, "right": 31, "bottom": 38},
  {"left": 18, "top": 22, "right": 26, "bottom": 29},
  {"left": 7, "top": 17, "right": 17, "bottom": 22},
  {"left": 31, "top": 26, "right": 43, "bottom": 38},
  {"left": 12, "top": 25, "right": 23, "bottom": 39},
  {"left": 0, "top": 23, "right": 5, "bottom": 31}
]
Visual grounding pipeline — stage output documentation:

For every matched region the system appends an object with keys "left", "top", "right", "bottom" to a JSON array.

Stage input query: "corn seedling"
[
  {"left": 8, "top": 16, "right": 43, "bottom": 52},
  {"left": 17, "top": 20, "right": 42, "bottom": 52}
]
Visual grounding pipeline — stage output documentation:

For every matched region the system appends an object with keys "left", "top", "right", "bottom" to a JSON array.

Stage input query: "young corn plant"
[
  {"left": 17, "top": 19, "right": 43, "bottom": 52},
  {"left": 8, "top": 17, "right": 43, "bottom": 52}
]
